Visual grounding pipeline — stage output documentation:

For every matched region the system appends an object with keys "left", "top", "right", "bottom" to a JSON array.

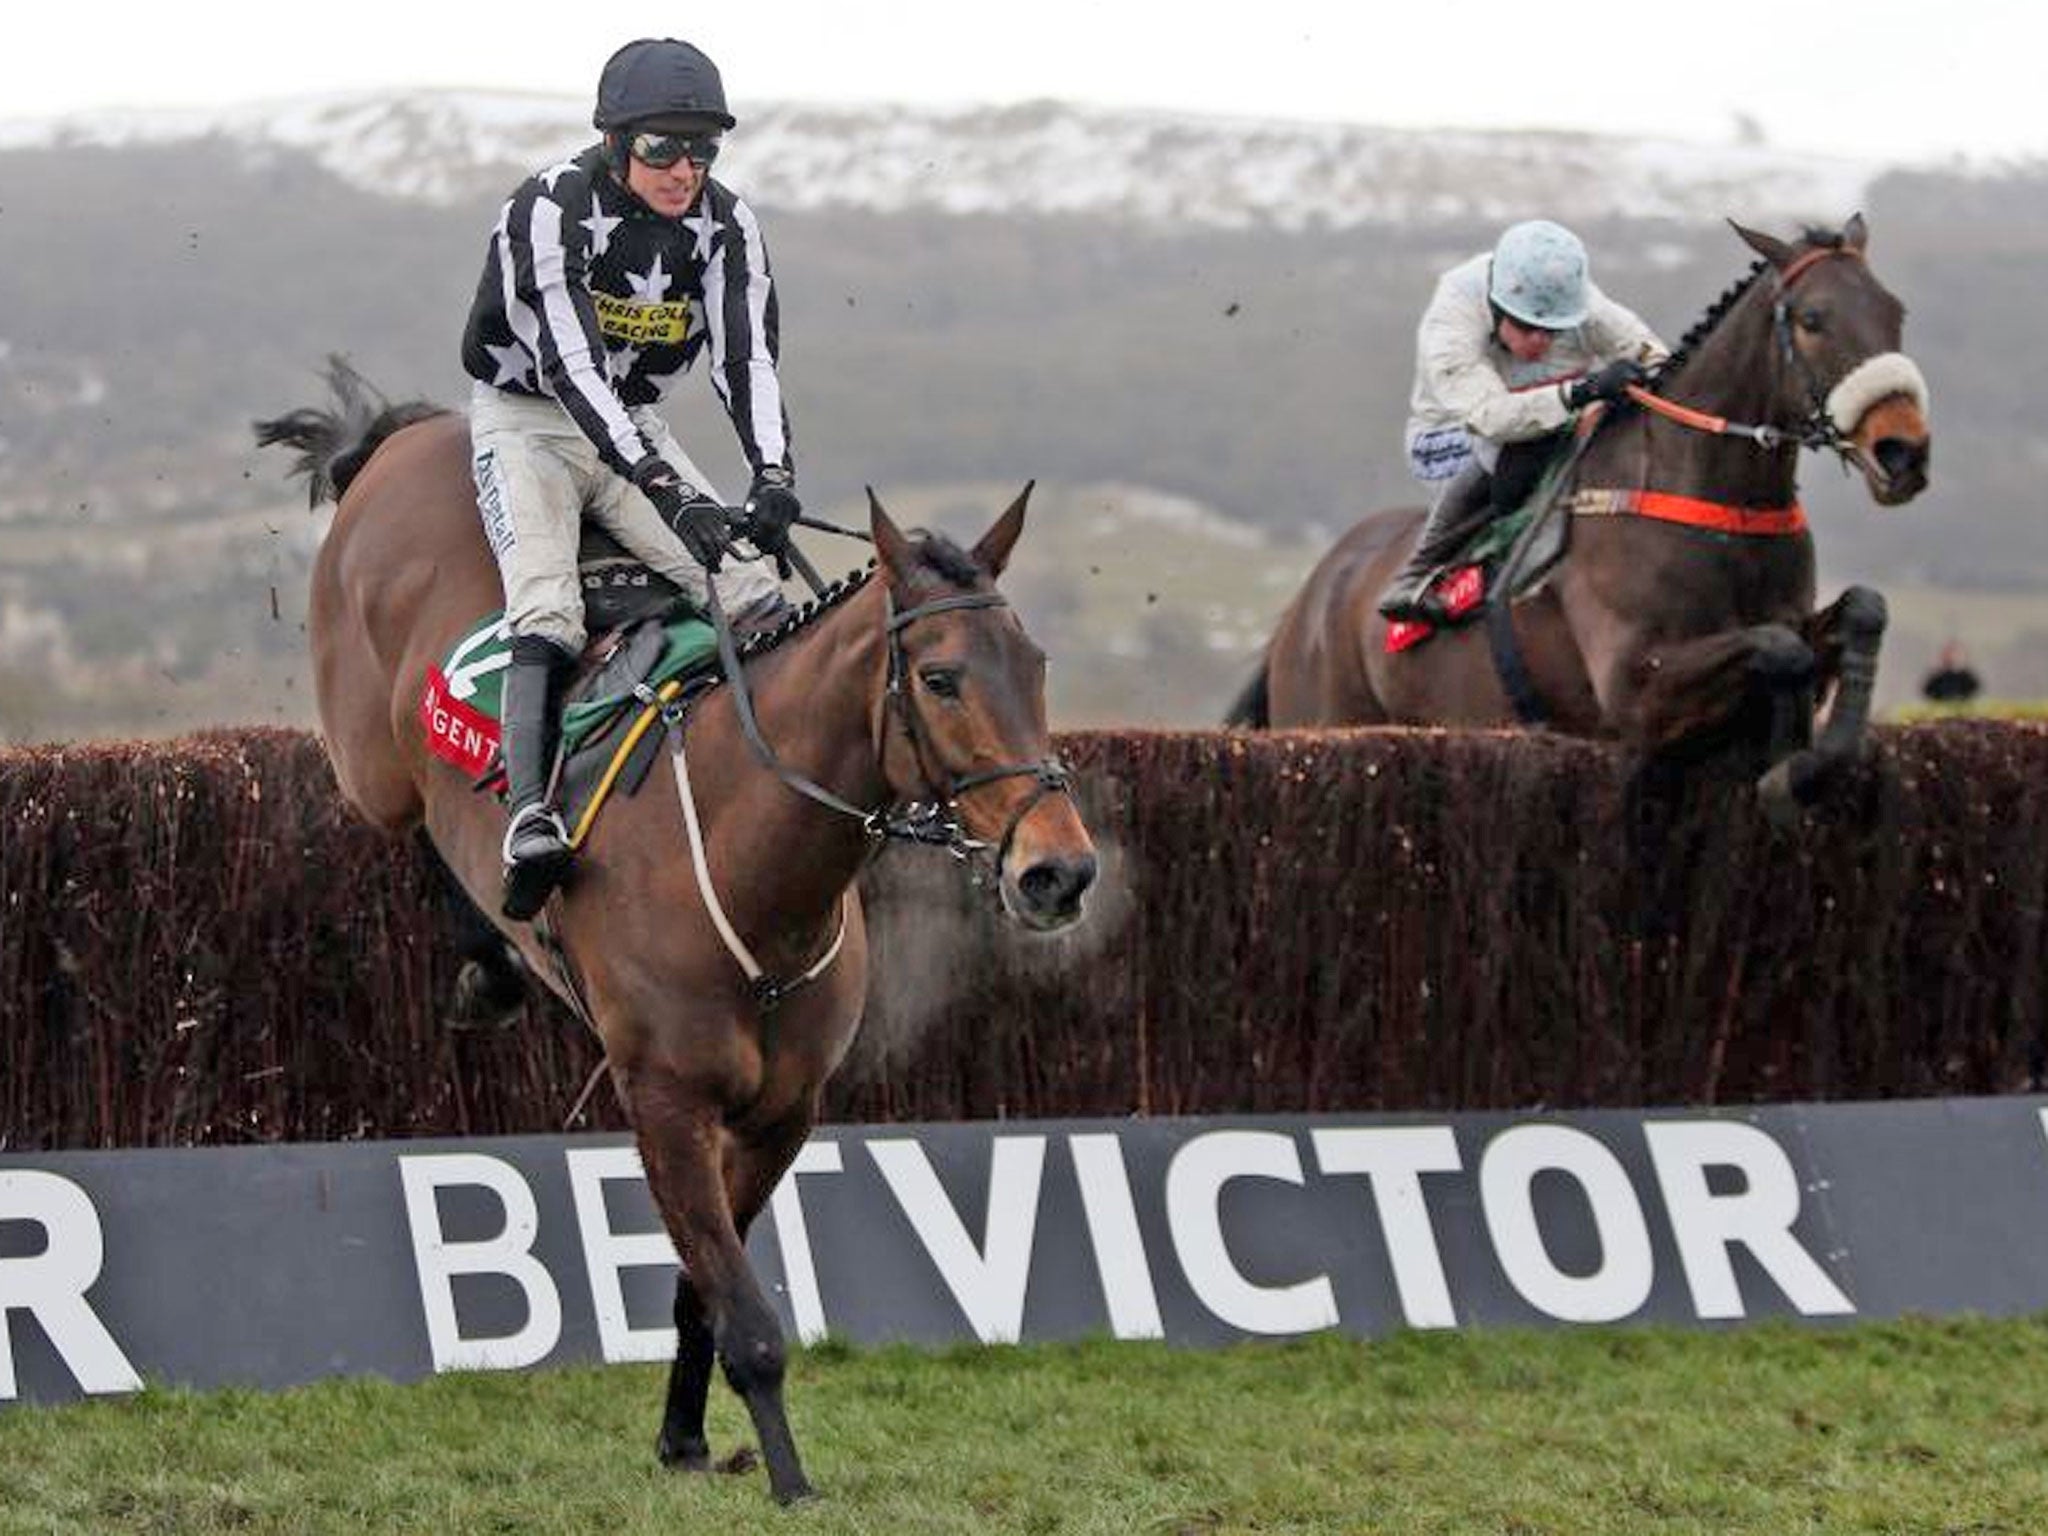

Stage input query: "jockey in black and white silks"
[{"left": 461, "top": 36, "right": 802, "bottom": 919}]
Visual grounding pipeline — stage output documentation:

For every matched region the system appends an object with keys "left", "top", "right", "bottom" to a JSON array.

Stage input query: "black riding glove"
[
  {"left": 1562, "top": 358, "right": 1648, "bottom": 411},
  {"left": 631, "top": 457, "right": 729, "bottom": 574},
  {"left": 742, "top": 466, "right": 803, "bottom": 580}
]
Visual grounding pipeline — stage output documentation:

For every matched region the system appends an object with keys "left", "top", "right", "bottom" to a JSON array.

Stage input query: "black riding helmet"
[{"left": 594, "top": 38, "right": 735, "bottom": 131}]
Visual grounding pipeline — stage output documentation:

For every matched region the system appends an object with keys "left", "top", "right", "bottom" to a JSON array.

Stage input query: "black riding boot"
[
  {"left": 1377, "top": 460, "right": 1497, "bottom": 623},
  {"left": 499, "top": 633, "right": 576, "bottom": 921}
]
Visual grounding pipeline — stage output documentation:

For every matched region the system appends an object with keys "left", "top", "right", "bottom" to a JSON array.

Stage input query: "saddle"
[
  {"left": 1383, "top": 431, "right": 1588, "bottom": 655},
  {"left": 419, "top": 526, "right": 725, "bottom": 846}
]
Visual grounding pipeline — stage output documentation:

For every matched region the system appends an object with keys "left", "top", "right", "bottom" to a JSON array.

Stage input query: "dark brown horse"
[
  {"left": 261, "top": 375, "right": 1097, "bottom": 1503},
  {"left": 1229, "top": 217, "right": 1932, "bottom": 816}
]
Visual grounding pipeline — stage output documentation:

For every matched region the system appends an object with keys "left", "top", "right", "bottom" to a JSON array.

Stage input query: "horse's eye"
[
  {"left": 919, "top": 666, "right": 962, "bottom": 700},
  {"left": 1797, "top": 307, "right": 1826, "bottom": 334}
]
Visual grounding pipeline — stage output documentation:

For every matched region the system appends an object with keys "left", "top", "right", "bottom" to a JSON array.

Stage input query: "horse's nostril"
[
  {"left": 1875, "top": 437, "right": 1927, "bottom": 480},
  {"left": 1018, "top": 852, "right": 1097, "bottom": 913}
]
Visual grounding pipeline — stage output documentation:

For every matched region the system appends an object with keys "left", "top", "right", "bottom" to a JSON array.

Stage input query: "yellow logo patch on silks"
[{"left": 594, "top": 293, "right": 690, "bottom": 346}]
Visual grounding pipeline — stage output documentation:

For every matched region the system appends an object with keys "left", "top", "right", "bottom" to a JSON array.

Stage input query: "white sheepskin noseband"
[{"left": 1826, "top": 353, "right": 1929, "bottom": 435}]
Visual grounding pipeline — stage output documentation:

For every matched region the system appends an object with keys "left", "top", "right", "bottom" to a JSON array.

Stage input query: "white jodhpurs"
[{"left": 469, "top": 382, "right": 779, "bottom": 653}]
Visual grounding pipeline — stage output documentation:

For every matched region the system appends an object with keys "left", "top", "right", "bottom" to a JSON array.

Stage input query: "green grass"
[{"left": 5, "top": 1318, "right": 2047, "bottom": 1534}]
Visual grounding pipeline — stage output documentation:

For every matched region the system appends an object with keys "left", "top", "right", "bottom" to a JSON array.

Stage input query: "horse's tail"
[
  {"left": 1222, "top": 660, "right": 1271, "bottom": 729},
  {"left": 253, "top": 354, "right": 446, "bottom": 507}
]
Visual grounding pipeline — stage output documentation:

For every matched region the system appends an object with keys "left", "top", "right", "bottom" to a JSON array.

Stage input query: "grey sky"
[{"left": 1, "top": 0, "right": 2032, "bottom": 165}]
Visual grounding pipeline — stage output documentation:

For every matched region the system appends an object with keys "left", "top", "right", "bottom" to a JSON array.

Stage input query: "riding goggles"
[{"left": 629, "top": 130, "right": 721, "bottom": 169}]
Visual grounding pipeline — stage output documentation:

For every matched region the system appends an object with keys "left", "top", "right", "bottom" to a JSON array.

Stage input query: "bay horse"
[
  {"left": 1229, "top": 217, "right": 1932, "bottom": 818},
  {"left": 260, "top": 373, "right": 1097, "bottom": 1504}
]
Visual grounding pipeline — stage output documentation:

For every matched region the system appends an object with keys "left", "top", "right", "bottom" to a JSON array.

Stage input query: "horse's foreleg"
[
  {"left": 633, "top": 1086, "right": 814, "bottom": 1505},
  {"left": 655, "top": 1273, "right": 718, "bottom": 1471},
  {"left": 654, "top": 1108, "right": 807, "bottom": 1476},
  {"left": 1607, "top": 623, "right": 1815, "bottom": 758},
  {"left": 1758, "top": 586, "right": 1890, "bottom": 820}
]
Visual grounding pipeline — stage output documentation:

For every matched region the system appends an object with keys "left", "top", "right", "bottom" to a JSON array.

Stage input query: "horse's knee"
[
  {"left": 714, "top": 1292, "right": 788, "bottom": 1400},
  {"left": 1835, "top": 585, "right": 1889, "bottom": 642},
  {"left": 1746, "top": 624, "right": 1815, "bottom": 686}
]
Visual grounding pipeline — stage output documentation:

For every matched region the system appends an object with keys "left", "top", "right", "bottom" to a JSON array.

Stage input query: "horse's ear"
[
  {"left": 1842, "top": 211, "right": 1869, "bottom": 252},
  {"left": 971, "top": 481, "right": 1033, "bottom": 579},
  {"left": 867, "top": 486, "right": 916, "bottom": 585},
  {"left": 1729, "top": 218, "right": 1796, "bottom": 269}
]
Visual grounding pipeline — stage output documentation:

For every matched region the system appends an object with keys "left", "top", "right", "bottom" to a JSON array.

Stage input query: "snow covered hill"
[{"left": 0, "top": 89, "right": 1877, "bottom": 228}]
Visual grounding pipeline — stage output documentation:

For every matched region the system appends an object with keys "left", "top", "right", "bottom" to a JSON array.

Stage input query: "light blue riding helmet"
[{"left": 1489, "top": 220, "right": 1590, "bottom": 330}]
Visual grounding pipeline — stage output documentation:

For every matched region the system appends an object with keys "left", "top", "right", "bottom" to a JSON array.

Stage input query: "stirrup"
[
  {"left": 502, "top": 802, "right": 570, "bottom": 864},
  {"left": 1377, "top": 573, "right": 1442, "bottom": 623},
  {"left": 501, "top": 804, "right": 573, "bottom": 921}
]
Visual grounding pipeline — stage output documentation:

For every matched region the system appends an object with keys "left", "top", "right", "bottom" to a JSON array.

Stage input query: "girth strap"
[{"left": 1485, "top": 595, "right": 1548, "bottom": 726}]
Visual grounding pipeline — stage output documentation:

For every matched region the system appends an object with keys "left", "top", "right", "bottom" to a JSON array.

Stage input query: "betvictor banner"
[{"left": 5, "top": 1099, "right": 2048, "bottom": 1404}]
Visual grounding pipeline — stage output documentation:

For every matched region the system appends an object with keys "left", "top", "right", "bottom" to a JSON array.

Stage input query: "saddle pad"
[
  {"left": 1382, "top": 448, "right": 1576, "bottom": 655},
  {"left": 420, "top": 609, "right": 717, "bottom": 779}
]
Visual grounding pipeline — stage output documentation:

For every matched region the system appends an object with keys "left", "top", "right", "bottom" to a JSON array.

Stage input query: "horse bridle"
[
  {"left": 881, "top": 589, "right": 1076, "bottom": 870},
  {"left": 1628, "top": 245, "right": 1866, "bottom": 459},
  {"left": 704, "top": 573, "right": 1074, "bottom": 870},
  {"left": 1768, "top": 245, "right": 1866, "bottom": 457}
]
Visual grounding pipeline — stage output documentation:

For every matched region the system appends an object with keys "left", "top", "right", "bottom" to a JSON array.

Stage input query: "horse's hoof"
[
  {"left": 656, "top": 1431, "right": 711, "bottom": 1472},
  {"left": 772, "top": 1477, "right": 820, "bottom": 1507}
]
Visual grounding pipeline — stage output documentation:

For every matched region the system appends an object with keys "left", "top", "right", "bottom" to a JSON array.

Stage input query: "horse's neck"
[
  {"left": 1597, "top": 288, "right": 1801, "bottom": 506},
  {"left": 739, "top": 582, "right": 892, "bottom": 831}
]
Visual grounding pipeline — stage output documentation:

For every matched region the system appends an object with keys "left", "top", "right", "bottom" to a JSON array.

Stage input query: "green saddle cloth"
[{"left": 439, "top": 607, "right": 718, "bottom": 756}]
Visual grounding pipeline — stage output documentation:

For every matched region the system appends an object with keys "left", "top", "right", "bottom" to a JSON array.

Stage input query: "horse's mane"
[
  {"left": 253, "top": 354, "right": 446, "bottom": 507},
  {"left": 732, "top": 528, "right": 993, "bottom": 664},
  {"left": 1647, "top": 225, "right": 1848, "bottom": 385},
  {"left": 735, "top": 564, "right": 877, "bottom": 663}
]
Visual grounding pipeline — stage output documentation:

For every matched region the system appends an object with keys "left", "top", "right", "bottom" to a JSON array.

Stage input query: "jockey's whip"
[{"left": 793, "top": 513, "right": 875, "bottom": 543}]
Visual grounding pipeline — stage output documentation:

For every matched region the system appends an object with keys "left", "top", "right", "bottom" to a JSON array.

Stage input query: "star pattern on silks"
[
  {"left": 627, "top": 253, "right": 673, "bottom": 302},
  {"left": 485, "top": 341, "right": 534, "bottom": 388},
  {"left": 581, "top": 206, "right": 623, "bottom": 260},
  {"left": 538, "top": 159, "right": 579, "bottom": 194},
  {"left": 608, "top": 344, "right": 642, "bottom": 380},
  {"left": 682, "top": 207, "right": 721, "bottom": 266}
]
